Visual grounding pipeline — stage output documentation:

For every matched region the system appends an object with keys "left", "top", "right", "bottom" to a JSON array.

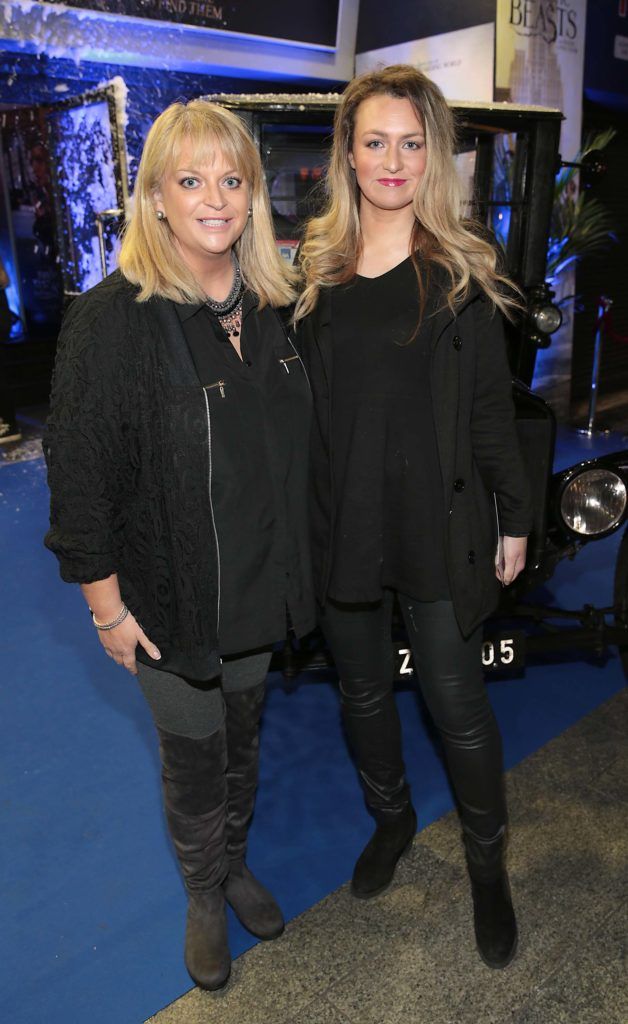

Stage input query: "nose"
[
  {"left": 201, "top": 182, "right": 227, "bottom": 210},
  {"left": 383, "top": 147, "right": 402, "bottom": 173}
]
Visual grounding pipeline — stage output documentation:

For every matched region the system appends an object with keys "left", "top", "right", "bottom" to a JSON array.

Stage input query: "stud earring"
[
  {"left": 156, "top": 210, "right": 165, "bottom": 221},
  {"left": 247, "top": 208, "right": 252, "bottom": 217}
]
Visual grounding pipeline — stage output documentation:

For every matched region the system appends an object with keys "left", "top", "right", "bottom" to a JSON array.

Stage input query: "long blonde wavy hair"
[
  {"left": 295, "top": 64, "right": 519, "bottom": 322},
  {"left": 119, "top": 99, "right": 296, "bottom": 308}
]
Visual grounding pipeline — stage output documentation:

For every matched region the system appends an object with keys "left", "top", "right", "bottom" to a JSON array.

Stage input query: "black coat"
[
  {"left": 44, "top": 271, "right": 314, "bottom": 680},
  {"left": 294, "top": 277, "right": 533, "bottom": 638}
]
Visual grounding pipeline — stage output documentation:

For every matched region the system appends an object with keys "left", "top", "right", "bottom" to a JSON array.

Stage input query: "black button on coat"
[{"left": 294, "top": 278, "right": 533, "bottom": 639}]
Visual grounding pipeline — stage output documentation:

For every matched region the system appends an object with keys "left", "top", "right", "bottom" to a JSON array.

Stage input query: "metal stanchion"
[{"left": 579, "top": 296, "right": 613, "bottom": 437}]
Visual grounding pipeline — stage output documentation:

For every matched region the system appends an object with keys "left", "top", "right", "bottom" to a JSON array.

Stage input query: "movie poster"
[
  {"left": 496, "top": 0, "right": 586, "bottom": 156},
  {"left": 356, "top": 22, "right": 495, "bottom": 103}
]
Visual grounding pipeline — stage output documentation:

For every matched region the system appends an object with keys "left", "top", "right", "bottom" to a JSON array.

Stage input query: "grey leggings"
[{"left": 137, "top": 649, "right": 272, "bottom": 739}]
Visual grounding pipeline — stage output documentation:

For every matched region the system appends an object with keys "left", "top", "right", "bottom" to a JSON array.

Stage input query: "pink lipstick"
[{"left": 377, "top": 178, "right": 407, "bottom": 187}]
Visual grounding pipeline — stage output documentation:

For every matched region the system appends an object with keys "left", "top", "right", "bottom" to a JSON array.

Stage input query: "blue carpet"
[{"left": 0, "top": 428, "right": 625, "bottom": 1024}]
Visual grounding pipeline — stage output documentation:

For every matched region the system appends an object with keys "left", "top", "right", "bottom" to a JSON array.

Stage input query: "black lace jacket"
[{"left": 44, "top": 271, "right": 311, "bottom": 680}]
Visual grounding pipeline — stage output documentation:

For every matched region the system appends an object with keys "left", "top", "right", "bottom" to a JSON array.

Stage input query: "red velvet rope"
[{"left": 597, "top": 301, "right": 628, "bottom": 343}]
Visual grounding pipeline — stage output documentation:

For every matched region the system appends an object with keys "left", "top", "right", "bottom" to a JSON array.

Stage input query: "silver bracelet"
[{"left": 92, "top": 604, "right": 129, "bottom": 630}]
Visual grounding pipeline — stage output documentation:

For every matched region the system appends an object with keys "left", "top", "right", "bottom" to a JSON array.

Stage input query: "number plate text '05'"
[{"left": 395, "top": 631, "right": 526, "bottom": 677}]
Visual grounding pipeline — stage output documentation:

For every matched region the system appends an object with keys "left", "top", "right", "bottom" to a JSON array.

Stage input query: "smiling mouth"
[
  {"left": 198, "top": 218, "right": 231, "bottom": 227},
  {"left": 377, "top": 179, "right": 408, "bottom": 187}
]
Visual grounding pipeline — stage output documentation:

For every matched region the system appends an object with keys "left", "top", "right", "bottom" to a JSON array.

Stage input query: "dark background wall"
[
  {"left": 356, "top": 0, "right": 496, "bottom": 53},
  {"left": 571, "top": 1, "right": 628, "bottom": 422},
  {"left": 583, "top": 0, "right": 628, "bottom": 113},
  {"left": 571, "top": 100, "right": 628, "bottom": 422}
]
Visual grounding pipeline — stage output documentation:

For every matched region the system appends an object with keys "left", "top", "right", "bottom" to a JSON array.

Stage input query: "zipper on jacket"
[
  {"left": 202, "top": 388, "right": 222, "bottom": 639},
  {"left": 286, "top": 337, "right": 312, "bottom": 389},
  {"left": 493, "top": 492, "right": 501, "bottom": 539},
  {"left": 273, "top": 310, "right": 312, "bottom": 392},
  {"left": 279, "top": 354, "right": 299, "bottom": 374},
  {"left": 493, "top": 492, "right": 505, "bottom": 573},
  {"left": 204, "top": 379, "right": 226, "bottom": 398}
]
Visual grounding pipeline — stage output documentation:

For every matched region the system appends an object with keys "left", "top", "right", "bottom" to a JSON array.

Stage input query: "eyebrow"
[
  {"left": 173, "top": 167, "right": 240, "bottom": 176},
  {"left": 360, "top": 131, "right": 424, "bottom": 140}
]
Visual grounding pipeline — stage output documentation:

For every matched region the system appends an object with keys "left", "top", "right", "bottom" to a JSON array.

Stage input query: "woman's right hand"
[{"left": 97, "top": 611, "right": 161, "bottom": 676}]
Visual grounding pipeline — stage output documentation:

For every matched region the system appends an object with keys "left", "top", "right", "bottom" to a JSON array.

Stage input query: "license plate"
[
  {"left": 394, "top": 630, "right": 526, "bottom": 678},
  {"left": 480, "top": 631, "right": 526, "bottom": 671}
]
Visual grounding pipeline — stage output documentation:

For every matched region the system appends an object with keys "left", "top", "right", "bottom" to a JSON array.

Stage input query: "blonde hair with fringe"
[
  {"left": 295, "top": 65, "right": 520, "bottom": 323},
  {"left": 119, "top": 99, "right": 296, "bottom": 309}
]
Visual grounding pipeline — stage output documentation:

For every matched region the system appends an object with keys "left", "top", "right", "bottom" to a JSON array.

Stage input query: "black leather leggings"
[{"left": 320, "top": 593, "right": 506, "bottom": 839}]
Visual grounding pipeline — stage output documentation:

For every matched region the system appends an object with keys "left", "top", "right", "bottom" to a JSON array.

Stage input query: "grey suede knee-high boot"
[
  {"left": 221, "top": 683, "right": 284, "bottom": 940},
  {"left": 158, "top": 726, "right": 231, "bottom": 990}
]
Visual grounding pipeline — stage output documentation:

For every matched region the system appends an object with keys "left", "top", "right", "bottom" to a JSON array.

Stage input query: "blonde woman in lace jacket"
[{"left": 45, "top": 100, "right": 314, "bottom": 991}]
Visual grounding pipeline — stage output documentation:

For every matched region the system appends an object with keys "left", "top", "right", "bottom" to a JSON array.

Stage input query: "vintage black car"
[{"left": 203, "top": 93, "right": 628, "bottom": 681}]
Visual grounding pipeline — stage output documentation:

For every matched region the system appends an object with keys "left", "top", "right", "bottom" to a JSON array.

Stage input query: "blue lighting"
[
  {"left": 0, "top": 244, "right": 22, "bottom": 338},
  {"left": 491, "top": 206, "right": 511, "bottom": 249}
]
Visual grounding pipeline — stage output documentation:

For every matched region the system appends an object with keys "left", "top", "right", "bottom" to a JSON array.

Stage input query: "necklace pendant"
[{"left": 204, "top": 251, "right": 243, "bottom": 316}]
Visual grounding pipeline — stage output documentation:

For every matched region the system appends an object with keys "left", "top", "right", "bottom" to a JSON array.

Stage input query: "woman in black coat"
[
  {"left": 44, "top": 100, "right": 314, "bottom": 991},
  {"left": 294, "top": 65, "right": 532, "bottom": 969}
]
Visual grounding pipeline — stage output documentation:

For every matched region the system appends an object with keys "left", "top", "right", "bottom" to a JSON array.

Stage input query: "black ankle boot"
[
  {"left": 463, "top": 826, "right": 518, "bottom": 969},
  {"left": 337, "top": 685, "right": 416, "bottom": 899},
  {"left": 158, "top": 727, "right": 231, "bottom": 990},
  {"left": 352, "top": 803, "right": 417, "bottom": 898},
  {"left": 222, "top": 684, "right": 284, "bottom": 940}
]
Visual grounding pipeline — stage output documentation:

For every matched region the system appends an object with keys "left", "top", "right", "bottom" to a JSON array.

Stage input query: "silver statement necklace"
[{"left": 205, "top": 251, "right": 244, "bottom": 339}]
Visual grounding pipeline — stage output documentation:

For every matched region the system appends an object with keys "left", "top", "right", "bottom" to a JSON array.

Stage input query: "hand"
[
  {"left": 495, "top": 535, "right": 527, "bottom": 586},
  {"left": 97, "top": 610, "right": 161, "bottom": 676}
]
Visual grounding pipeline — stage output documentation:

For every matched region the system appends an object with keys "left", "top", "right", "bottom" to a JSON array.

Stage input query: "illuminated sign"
[{"left": 38, "top": 0, "right": 341, "bottom": 48}]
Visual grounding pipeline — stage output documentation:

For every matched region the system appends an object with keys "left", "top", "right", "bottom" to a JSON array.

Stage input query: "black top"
[
  {"left": 44, "top": 271, "right": 315, "bottom": 681},
  {"left": 298, "top": 266, "right": 533, "bottom": 638},
  {"left": 177, "top": 292, "right": 312, "bottom": 656},
  {"left": 328, "top": 256, "right": 449, "bottom": 603}
]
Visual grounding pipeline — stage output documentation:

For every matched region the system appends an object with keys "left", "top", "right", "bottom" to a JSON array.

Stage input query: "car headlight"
[
  {"left": 526, "top": 284, "right": 563, "bottom": 348},
  {"left": 560, "top": 469, "right": 627, "bottom": 536},
  {"left": 531, "top": 303, "right": 562, "bottom": 335}
]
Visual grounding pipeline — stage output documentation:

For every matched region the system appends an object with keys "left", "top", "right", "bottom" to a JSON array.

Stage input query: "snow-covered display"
[{"left": 50, "top": 98, "right": 120, "bottom": 291}]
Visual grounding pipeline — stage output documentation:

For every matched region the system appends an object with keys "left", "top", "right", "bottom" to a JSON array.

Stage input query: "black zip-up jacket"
[
  {"left": 294, "top": 275, "right": 533, "bottom": 638},
  {"left": 44, "top": 271, "right": 315, "bottom": 680}
]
